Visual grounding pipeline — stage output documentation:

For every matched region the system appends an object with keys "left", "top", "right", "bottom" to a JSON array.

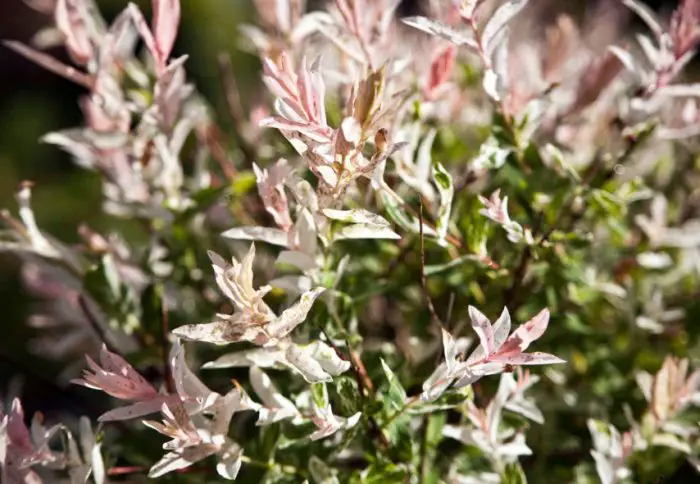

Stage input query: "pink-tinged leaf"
[
  {"left": 670, "top": 0, "right": 700, "bottom": 58},
  {"left": 7, "top": 399, "right": 33, "bottom": 453},
  {"left": 498, "top": 308, "right": 550, "bottom": 355},
  {"left": 98, "top": 345, "right": 151, "bottom": 388},
  {"left": 470, "top": 307, "right": 511, "bottom": 363},
  {"left": 98, "top": 397, "right": 177, "bottom": 422},
  {"left": 481, "top": 0, "right": 529, "bottom": 58},
  {"left": 468, "top": 305, "right": 495, "bottom": 356},
  {"left": 490, "top": 352, "right": 565, "bottom": 366},
  {"left": 128, "top": 4, "right": 158, "bottom": 62},
  {"left": 3, "top": 40, "right": 93, "bottom": 88},
  {"left": 260, "top": 116, "right": 329, "bottom": 142},
  {"left": 310, "top": 57, "right": 327, "bottom": 126},
  {"left": 492, "top": 307, "right": 512, "bottom": 351},
  {"left": 72, "top": 346, "right": 160, "bottom": 401},
  {"left": 297, "top": 58, "right": 316, "bottom": 123},
  {"left": 425, "top": 45, "right": 456, "bottom": 99},
  {"left": 262, "top": 57, "right": 296, "bottom": 100},
  {"left": 152, "top": 0, "right": 180, "bottom": 66},
  {"left": 55, "top": 0, "right": 93, "bottom": 65}
]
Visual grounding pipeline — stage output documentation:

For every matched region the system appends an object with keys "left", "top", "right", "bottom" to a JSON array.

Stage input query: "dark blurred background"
[
  {"left": 0, "top": 0, "right": 265, "bottom": 416},
  {"left": 0, "top": 0, "right": 682, "bottom": 417}
]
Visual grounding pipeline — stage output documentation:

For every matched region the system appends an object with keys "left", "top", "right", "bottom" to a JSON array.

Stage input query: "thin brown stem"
[
  {"left": 198, "top": 124, "right": 237, "bottom": 180},
  {"left": 4, "top": 41, "right": 94, "bottom": 89},
  {"left": 320, "top": 326, "right": 389, "bottom": 451},
  {"left": 394, "top": 191, "right": 499, "bottom": 269},
  {"left": 419, "top": 199, "right": 446, "bottom": 332},
  {"left": 217, "top": 52, "right": 257, "bottom": 168}
]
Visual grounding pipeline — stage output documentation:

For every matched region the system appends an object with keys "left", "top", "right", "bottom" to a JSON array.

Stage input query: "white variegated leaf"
[
  {"left": 481, "top": 0, "right": 528, "bottom": 59},
  {"left": 401, "top": 16, "right": 477, "bottom": 48},
  {"left": 334, "top": 223, "right": 401, "bottom": 241},
  {"left": 221, "top": 226, "right": 288, "bottom": 247}
]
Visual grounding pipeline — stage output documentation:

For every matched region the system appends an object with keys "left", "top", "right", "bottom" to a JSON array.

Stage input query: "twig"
[
  {"left": 3, "top": 41, "right": 94, "bottom": 89},
  {"left": 218, "top": 53, "right": 247, "bottom": 129},
  {"left": 342, "top": 340, "right": 390, "bottom": 451},
  {"left": 217, "top": 52, "right": 257, "bottom": 168},
  {"left": 320, "top": 327, "right": 389, "bottom": 451},
  {"left": 419, "top": 199, "right": 446, "bottom": 332},
  {"left": 446, "top": 292, "right": 456, "bottom": 327},
  {"left": 198, "top": 124, "right": 237, "bottom": 180},
  {"left": 348, "top": 346, "right": 375, "bottom": 395},
  {"left": 398, "top": 192, "right": 500, "bottom": 269}
]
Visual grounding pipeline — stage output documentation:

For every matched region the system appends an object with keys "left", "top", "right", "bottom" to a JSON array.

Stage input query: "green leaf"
[
  {"left": 502, "top": 462, "right": 528, "bottom": 484},
  {"left": 432, "top": 161, "right": 454, "bottom": 247},
  {"left": 409, "top": 386, "right": 473, "bottom": 414},
  {"left": 309, "top": 455, "right": 339, "bottom": 484},
  {"left": 311, "top": 383, "right": 329, "bottom": 409},
  {"left": 333, "top": 377, "right": 361, "bottom": 416},
  {"left": 359, "top": 462, "right": 409, "bottom": 483},
  {"left": 425, "top": 254, "right": 478, "bottom": 276},
  {"left": 418, "top": 413, "right": 446, "bottom": 482},
  {"left": 380, "top": 358, "right": 407, "bottom": 413},
  {"left": 84, "top": 254, "right": 122, "bottom": 305},
  {"left": 232, "top": 169, "right": 257, "bottom": 195},
  {"left": 83, "top": 254, "right": 138, "bottom": 332},
  {"left": 386, "top": 414, "right": 415, "bottom": 463},
  {"left": 379, "top": 190, "right": 437, "bottom": 237}
]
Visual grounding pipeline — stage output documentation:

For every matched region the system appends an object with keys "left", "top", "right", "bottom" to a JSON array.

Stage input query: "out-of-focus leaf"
[
  {"left": 501, "top": 462, "right": 528, "bottom": 484},
  {"left": 380, "top": 358, "right": 407, "bottom": 413},
  {"left": 481, "top": 0, "right": 529, "bottom": 57},
  {"left": 432, "top": 162, "right": 454, "bottom": 246},
  {"left": 309, "top": 455, "right": 339, "bottom": 484},
  {"left": 401, "top": 17, "right": 477, "bottom": 48}
]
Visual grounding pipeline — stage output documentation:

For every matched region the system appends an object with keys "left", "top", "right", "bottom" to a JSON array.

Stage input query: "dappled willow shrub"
[{"left": 1, "top": 0, "right": 700, "bottom": 482}]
